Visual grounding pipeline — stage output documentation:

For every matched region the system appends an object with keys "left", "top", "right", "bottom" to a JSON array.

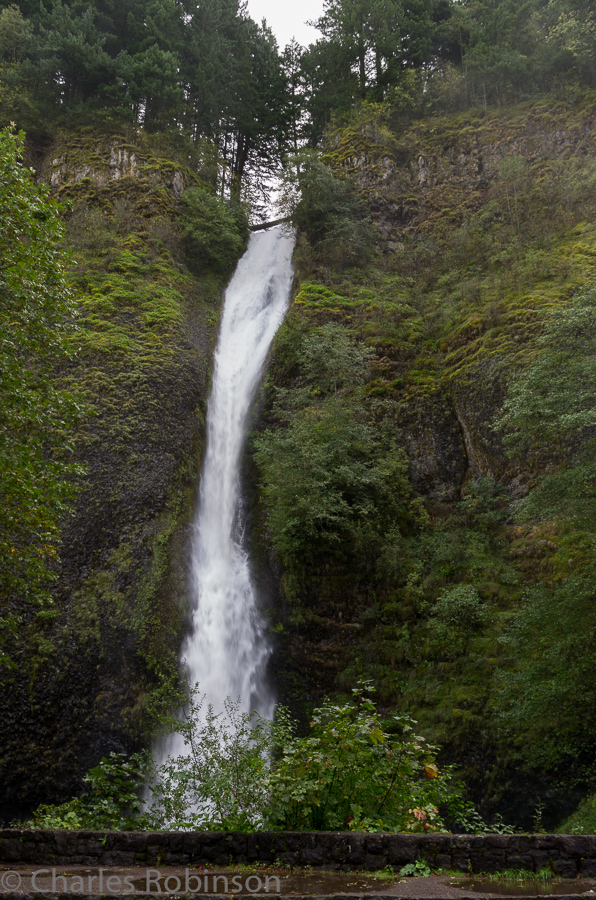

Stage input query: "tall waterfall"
[{"left": 166, "top": 225, "right": 294, "bottom": 756}]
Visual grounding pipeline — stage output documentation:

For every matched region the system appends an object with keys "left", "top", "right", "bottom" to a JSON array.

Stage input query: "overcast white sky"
[{"left": 245, "top": 0, "right": 323, "bottom": 49}]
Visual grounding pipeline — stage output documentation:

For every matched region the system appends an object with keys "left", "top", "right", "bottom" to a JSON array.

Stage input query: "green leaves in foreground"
[
  {"left": 28, "top": 752, "right": 151, "bottom": 831},
  {"left": 0, "top": 127, "right": 84, "bottom": 664},
  {"left": 266, "top": 684, "right": 454, "bottom": 832},
  {"left": 27, "top": 682, "right": 458, "bottom": 833}
]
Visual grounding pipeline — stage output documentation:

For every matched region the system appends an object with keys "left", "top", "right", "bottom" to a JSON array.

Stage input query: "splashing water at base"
[{"left": 159, "top": 226, "right": 295, "bottom": 761}]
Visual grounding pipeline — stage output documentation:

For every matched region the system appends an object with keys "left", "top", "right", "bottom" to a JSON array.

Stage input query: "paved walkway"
[{"left": 1, "top": 864, "right": 595, "bottom": 899}]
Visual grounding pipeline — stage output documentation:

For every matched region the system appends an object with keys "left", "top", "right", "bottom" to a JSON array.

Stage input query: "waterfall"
[{"left": 163, "top": 225, "right": 295, "bottom": 758}]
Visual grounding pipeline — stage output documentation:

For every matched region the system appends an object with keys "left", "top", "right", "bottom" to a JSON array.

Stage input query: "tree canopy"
[{"left": 1, "top": 0, "right": 595, "bottom": 177}]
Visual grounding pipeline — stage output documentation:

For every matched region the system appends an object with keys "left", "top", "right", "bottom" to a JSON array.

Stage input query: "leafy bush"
[
  {"left": 27, "top": 752, "right": 150, "bottom": 830},
  {"left": 254, "top": 324, "right": 426, "bottom": 580},
  {"left": 426, "top": 585, "right": 488, "bottom": 657},
  {"left": 430, "top": 585, "right": 487, "bottom": 630},
  {"left": 148, "top": 683, "right": 457, "bottom": 832},
  {"left": 300, "top": 321, "right": 373, "bottom": 394},
  {"left": 266, "top": 684, "right": 454, "bottom": 832},
  {"left": 492, "top": 284, "right": 596, "bottom": 787},
  {"left": 496, "top": 577, "right": 596, "bottom": 782},
  {"left": 0, "top": 127, "right": 84, "bottom": 666},
  {"left": 497, "top": 284, "right": 596, "bottom": 528},
  {"left": 400, "top": 860, "right": 432, "bottom": 877},
  {"left": 148, "top": 691, "right": 291, "bottom": 831},
  {"left": 559, "top": 793, "right": 596, "bottom": 834},
  {"left": 444, "top": 795, "right": 516, "bottom": 835},
  {"left": 179, "top": 186, "right": 249, "bottom": 275},
  {"left": 26, "top": 683, "right": 460, "bottom": 833},
  {"left": 255, "top": 402, "right": 409, "bottom": 560}
]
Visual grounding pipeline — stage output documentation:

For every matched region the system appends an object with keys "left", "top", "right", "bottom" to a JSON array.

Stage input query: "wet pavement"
[{"left": 2, "top": 864, "right": 596, "bottom": 899}]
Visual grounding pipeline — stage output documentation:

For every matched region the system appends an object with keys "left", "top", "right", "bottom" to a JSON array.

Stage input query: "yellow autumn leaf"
[{"left": 370, "top": 727, "right": 384, "bottom": 744}]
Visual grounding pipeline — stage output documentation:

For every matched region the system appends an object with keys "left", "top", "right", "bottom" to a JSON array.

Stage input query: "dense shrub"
[
  {"left": 25, "top": 683, "right": 457, "bottom": 833},
  {"left": 253, "top": 324, "right": 427, "bottom": 587},
  {"left": 281, "top": 150, "right": 375, "bottom": 268},
  {"left": 179, "top": 186, "right": 249, "bottom": 275}
]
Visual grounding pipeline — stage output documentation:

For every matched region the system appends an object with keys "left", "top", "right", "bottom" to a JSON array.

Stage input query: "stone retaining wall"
[{"left": 1, "top": 831, "right": 595, "bottom": 877}]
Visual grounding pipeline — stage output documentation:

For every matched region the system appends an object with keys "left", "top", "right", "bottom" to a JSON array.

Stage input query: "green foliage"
[
  {"left": 267, "top": 97, "right": 596, "bottom": 826},
  {"left": 496, "top": 576, "right": 596, "bottom": 782},
  {"left": 298, "top": 0, "right": 447, "bottom": 136},
  {"left": 0, "top": 127, "right": 83, "bottom": 665},
  {"left": 490, "top": 285, "right": 596, "bottom": 787},
  {"left": 400, "top": 861, "right": 432, "bottom": 877},
  {"left": 559, "top": 793, "right": 596, "bottom": 834},
  {"left": 149, "top": 690, "right": 292, "bottom": 831},
  {"left": 27, "top": 752, "right": 151, "bottom": 830},
  {"left": 28, "top": 682, "right": 457, "bottom": 833},
  {"left": 0, "top": 0, "right": 294, "bottom": 194},
  {"left": 179, "top": 186, "right": 248, "bottom": 275},
  {"left": 0, "top": 4, "right": 31, "bottom": 62},
  {"left": 0, "top": 124, "right": 245, "bottom": 811},
  {"left": 452, "top": 0, "right": 596, "bottom": 110},
  {"left": 445, "top": 795, "right": 516, "bottom": 834},
  {"left": 56, "top": 188, "right": 220, "bottom": 733},
  {"left": 498, "top": 284, "right": 596, "bottom": 450},
  {"left": 483, "top": 868, "right": 554, "bottom": 883},
  {"left": 3, "top": 0, "right": 596, "bottom": 178},
  {"left": 426, "top": 585, "right": 488, "bottom": 652},
  {"left": 255, "top": 402, "right": 412, "bottom": 561},
  {"left": 300, "top": 321, "right": 374, "bottom": 394},
  {"left": 498, "top": 284, "right": 596, "bottom": 529},
  {"left": 34, "top": 1, "right": 114, "bottom": 109},
  {"left": 254, "top": 324, "right": 426, "bottom": 588},
  {"left": 281, "top": 150, "right": 375, "bottom": 268},
  {"left": 266, "top": 683, "right": 454, "bottom": 832}
]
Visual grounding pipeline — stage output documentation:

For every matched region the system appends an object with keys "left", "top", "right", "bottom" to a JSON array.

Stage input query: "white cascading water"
[{"left": 164, "top": 225, "right": 294, "bottom": 758}]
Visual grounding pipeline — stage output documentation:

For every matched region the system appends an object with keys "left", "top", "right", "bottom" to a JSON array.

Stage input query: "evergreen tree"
[
  {"left": 302, "top": 0, "right": 447, "bottom": 131},
  {"left": 180, "top": 0, "right": 244, "bottom": 140},
  {"left": 34, "top": 1, "right": 114, "bottom": 107},
  {"left": 281, "top": 38, "right": 304, "bottom": 154},
  {"left": 0, "top": 3, "right": 31, "bottom": 61},
  {"left": 222, "top": 18, "right": 290, "bottom": 198}
]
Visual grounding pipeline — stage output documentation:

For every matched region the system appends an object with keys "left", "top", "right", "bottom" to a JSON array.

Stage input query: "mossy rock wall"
[
  {"left": 0, "top": 132, "right": 227, "bottom": 819},
  {"left": 259, "top": 91, "right": 596, "bottom": 827}
]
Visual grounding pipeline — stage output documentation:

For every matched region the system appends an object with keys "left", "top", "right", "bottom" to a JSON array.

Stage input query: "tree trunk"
[{"left": 359, "top": 45, "right": 366, "bottom": 97}]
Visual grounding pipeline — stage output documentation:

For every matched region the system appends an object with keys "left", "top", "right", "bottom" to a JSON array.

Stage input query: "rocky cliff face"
[
  {"left": 0, "top": 132, "right": 223, "bottom": 820},
  {"left": 342, "top": 99, "right": 596, "bottom": 236},
  {"left": 4, "top": 97, "right": 596, "bottom": 824},
  {"left": 322, "top": 98, "right": 596, "bottom": 503},
  {"left": 260, "top": 94, "right": 596, "bottom": 824}
]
